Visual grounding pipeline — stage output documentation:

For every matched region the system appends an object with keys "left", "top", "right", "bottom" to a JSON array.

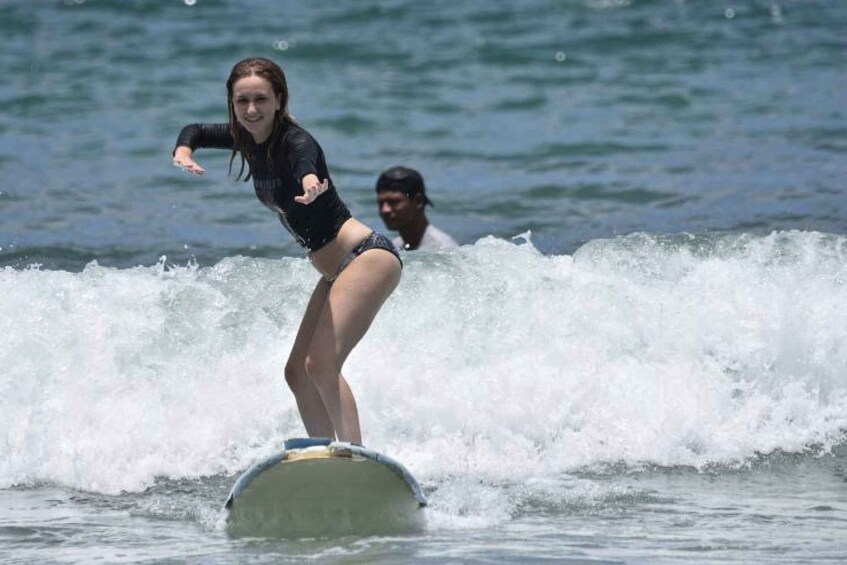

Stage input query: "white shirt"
[{"left": 393, "top": 224, "right": 459, "bottom": 251}]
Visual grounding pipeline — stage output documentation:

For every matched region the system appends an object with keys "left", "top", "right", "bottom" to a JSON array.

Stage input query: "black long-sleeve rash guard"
[{"left": 174, "top": 122, "right": 352, "bottom": 251}]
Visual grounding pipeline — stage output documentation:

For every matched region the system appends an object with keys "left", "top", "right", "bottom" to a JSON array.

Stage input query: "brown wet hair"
[{"left": 225, "top": 57, "right": 297, "bottom": 181}]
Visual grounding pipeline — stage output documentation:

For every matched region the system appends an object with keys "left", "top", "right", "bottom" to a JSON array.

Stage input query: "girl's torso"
[
  {"left": 308, "top": 217, "right": 374, "bottom": 279},
  {"left": 245, "top": 124, "right": 352, "bottom": 252},
  {"left": 175, "top": 122, "right": 372, "bottom": 276}
]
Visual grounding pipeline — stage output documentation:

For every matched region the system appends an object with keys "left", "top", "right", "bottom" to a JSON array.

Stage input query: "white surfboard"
[{"left": 224, "top": 438, "right": 427, "bottom": 538}]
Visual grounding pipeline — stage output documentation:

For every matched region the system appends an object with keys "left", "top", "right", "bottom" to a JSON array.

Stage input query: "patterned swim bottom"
[{"left": 326, "top": 231, "right": 402, "bottom": 282}]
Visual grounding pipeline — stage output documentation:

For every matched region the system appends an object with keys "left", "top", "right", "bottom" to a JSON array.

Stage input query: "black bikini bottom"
[{"left": 326, "top": 232, "right": 402, "bottom": 282}]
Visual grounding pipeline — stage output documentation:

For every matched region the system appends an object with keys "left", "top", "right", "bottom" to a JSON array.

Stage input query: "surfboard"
[{"left": 224, "top": 437, "right": 427, "bottom": 538}]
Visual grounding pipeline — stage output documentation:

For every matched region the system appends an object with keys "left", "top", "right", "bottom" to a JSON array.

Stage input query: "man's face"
[{"left": 378, "top": 190, "right": 419, "bottom": 230}]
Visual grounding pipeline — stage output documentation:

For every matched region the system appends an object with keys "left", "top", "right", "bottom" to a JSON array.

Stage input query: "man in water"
[{"left": 376, "top": 166, "right": 459, "bottom": 251}]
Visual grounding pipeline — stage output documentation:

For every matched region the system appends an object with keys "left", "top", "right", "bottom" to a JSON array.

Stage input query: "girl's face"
[{"left": 232, "top": 75, "right": 281, "bottom": 143}]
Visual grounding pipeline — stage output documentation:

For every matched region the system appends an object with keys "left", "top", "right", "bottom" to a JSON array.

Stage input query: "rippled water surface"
[
  {"left": 2, "top": 1, "right": 846, "bottom": 563},
  {"left": 2, "top": 0, "right": 844, "bottom": 269}
]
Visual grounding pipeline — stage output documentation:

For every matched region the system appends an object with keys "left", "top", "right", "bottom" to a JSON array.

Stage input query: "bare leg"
[
  {"left": 284, "top": 278, "right": 335, "bottom": 438},
  {"left": 336, "top": 372, "right": 361, "bottom": 443},
  {"left": 305, "top": 249, "right": 401, "bottom": 443}
]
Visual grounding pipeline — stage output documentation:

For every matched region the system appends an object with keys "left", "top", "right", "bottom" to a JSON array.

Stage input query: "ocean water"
[{"left": 1, "top": 0, "right": 846, "bottom": 563}]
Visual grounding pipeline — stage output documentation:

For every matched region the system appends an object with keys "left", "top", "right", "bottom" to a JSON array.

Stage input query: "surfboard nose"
[{"left": 224, "top": 438, "right": 427, "bottom": 538}]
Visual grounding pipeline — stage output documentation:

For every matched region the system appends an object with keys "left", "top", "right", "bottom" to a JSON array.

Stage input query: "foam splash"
[{"left": 1, "top": 231, "right": 846, "bottom": 497}]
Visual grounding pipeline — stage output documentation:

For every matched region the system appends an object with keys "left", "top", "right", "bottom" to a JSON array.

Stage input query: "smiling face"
[{"left": 231, "top": 75, "right": 281, "bottom": 143}]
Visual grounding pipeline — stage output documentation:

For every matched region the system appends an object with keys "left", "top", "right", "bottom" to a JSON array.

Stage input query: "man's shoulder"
[{"left": 420, "top": 224, "right": 458, "bottom": 250}]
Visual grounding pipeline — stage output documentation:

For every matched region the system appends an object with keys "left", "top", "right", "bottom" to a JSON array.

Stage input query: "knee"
[
  {"left": 303, "top": 353, "right": 338, "bottom": 387},
  {"left": 284, "top": 361, "right": 308, "bottom": 392}
]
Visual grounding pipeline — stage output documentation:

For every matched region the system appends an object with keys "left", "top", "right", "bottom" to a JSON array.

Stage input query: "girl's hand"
[
  {"left": 172, "top": 146, "right": 205, "bottom": 176},
  {"left": 295, "top": 174, "right": 329, "bottom": 204}
]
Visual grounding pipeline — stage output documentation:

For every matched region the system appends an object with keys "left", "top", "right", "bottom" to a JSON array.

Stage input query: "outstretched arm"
[
  {"left": 282, "top": 128, "right": 331, "bottom": 205},
  {"left": 295, "top": 174, "right": 329, "bottom": 204},
  {"left": 171, "top": 123, "right": 233, "bottom": 176},
  {"left": 173, "top": 145, "right": 206, "bottom": 175}
]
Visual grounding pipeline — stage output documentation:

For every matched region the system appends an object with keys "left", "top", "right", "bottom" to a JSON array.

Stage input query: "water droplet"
[
  {"left": 184, "top": 0, "right": 197, "bottom": 6},
  {"left": 555, "top": 51, "right": 567, "bottom": 62},
  {"left": 274, "top": 40, "right": 289, "bottom": 51},
  {"left": 724, "top": 8, "right": 735, "bottom": 19}
]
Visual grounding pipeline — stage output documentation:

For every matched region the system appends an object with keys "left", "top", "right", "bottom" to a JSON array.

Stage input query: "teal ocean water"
[{"left": 2, "top": 1, "right": 846, "bottom": 563}]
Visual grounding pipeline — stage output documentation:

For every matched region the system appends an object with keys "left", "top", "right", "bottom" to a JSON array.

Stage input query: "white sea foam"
[{"left": 1, "top": 231, "right": 846, "bottom": 498}]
